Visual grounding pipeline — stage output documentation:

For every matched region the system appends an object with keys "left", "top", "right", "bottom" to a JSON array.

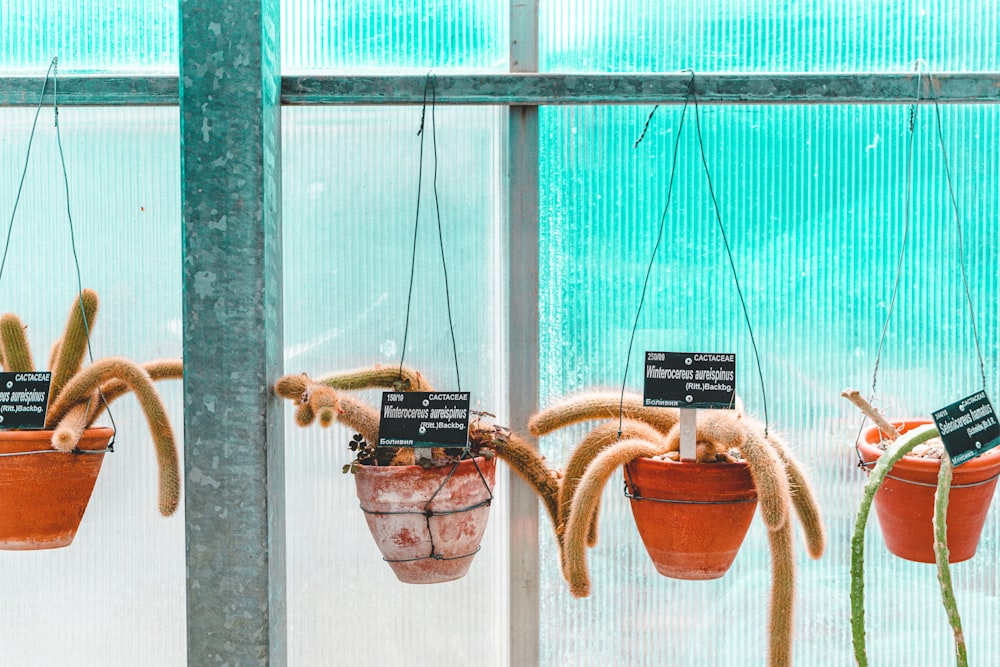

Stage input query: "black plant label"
[
  {"left": 378, "top": 391, "right": 471, "bottom": 449},
  {"left": 644, "top": 351, "right": 737, "bottom": 409},
  {"left": 932, "top": 390, "right": 1000, "bottom": 467},
  {"left": 0, "top": 372, "right": 52, "bottom": 429}
]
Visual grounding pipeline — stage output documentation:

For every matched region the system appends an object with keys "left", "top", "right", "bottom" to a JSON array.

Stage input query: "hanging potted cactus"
[
  {"left": 0, "top": 289, "right": 181, "bottom": 549},
  {"left": 843, "top": 389, "right": 1000, "bottom": 667},
  {"left": 275, "top": 364, "right": 561, "bottom": 585},
  {"left": 527, "top": 390, "right": 826, "bottom": 667}
]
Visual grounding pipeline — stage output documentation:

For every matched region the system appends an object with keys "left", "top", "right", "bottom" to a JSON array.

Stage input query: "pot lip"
[
  {"left": 859, "top": 419, "right": 1000, "bottom": 472},
  {"left": 0, "top": 426, "right": 113, "bottom": 454},
  {"left": 628, "top": 456, "right": 751, "bottom": 471},
  {"left": 354, "top": 454, "right": 496, "bottom": 476}
]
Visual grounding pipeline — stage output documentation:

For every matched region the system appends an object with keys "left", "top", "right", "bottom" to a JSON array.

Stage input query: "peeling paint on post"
[{"left": 180, "top": 1, "right": 285, "bottom": 665}]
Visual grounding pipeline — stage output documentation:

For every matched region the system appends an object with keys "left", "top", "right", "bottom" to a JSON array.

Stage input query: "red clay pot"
[
  {"left": 0, "top": 427, "right": 112, "bottom": 550},
  {"left": 354, "top": 456, "right": 496, "bottom": 584},
  {"left": 624, "top": 456, "right": 758, "bottom": 580},
  {"left": 859, "top": 419, "right": 1000, "bottom": 564}
]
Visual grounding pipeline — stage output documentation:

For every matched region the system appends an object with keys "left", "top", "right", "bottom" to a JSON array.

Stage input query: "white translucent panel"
[
  {"left": 538, "top": 104, "right": 1000, "bottom": 665},
  {"left": 282, "top": 106, "right": 509, "bottom": 666},
  {"left": 0, "top": 108, "right": 184, "bottom": 664},
  {"left": 0, "top": 1, "right": 177, "bottom": 73},
  {"left": 281, "top": 0, "right": 508, "bottom": 73},
  {"left": 541, "top": 0, "right": 1000, "bottom": 73}
]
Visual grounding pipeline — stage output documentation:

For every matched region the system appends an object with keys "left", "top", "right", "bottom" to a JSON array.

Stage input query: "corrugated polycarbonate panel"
[
  {"left": 0, "top": 1, "right": 177, "bottom": 73},
  {"left": 282, "top": 106, "right": 509, "bottom": 667},
  {"left": 282, "top": 0, "right": 508, "bottom": 73},
  {"left": 541, "top": 0, "right": 1000, "bottom": 73},
  {"left": 537, "top": 104, "right": 1000, "bottom": 665},
  {"left": 0, "top": 108, "right": 183, "bottom": 664}
]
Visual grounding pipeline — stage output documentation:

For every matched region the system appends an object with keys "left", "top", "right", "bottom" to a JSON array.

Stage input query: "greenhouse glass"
[{"left": 0, "top": 0, "right": 999, "bottom": 666}]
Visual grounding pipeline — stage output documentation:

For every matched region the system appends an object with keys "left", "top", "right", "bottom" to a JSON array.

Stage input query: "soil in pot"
[
  {"left": 625, "top": 456, "right": 758, "bottom": 580},
  {"left": 859, "top": 419, "right": 1000, "bottom": 563},
  {"left": 354, "top": 455, "right": 496, "bottom": 584},
  {"left": 0, "top": 426, "right": 112, "bottom": 550}
]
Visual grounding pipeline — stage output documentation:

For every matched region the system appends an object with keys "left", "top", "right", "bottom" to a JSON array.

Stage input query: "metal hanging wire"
[
  {"left": 856, "top": 61, "right": 987, "bottom": 465},
  {"left": 0, "top": 57, "right": 116, "bottom": 450},
  {"left": 398, "top": 73, "right": 462, "bottom": 392},
  {"left": 618, "top": 70, "right": 769, "bottom": 439}
]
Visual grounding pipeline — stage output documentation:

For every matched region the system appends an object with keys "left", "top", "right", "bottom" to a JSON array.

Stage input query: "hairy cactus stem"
[
  {"left": 766, "top": 431, "right": 826, "bottom": 559},
  {"left": 46, "top": 356, "right": 180, "bottom": 516},
  {"left": 0, "top": 313, "right": 34, "bottom": 373},
  {"left": 51, "top": 402, "right": 93, "bottom": 452},
  {"left": 562, "top": 438, "right": 669, "bottom": 598},
  {"left": 486, "top": 429, "right": 561, "bottom": 533},
  {"left": 85, "top": 359, "right": 184, "bottom": 425},
  {"left": 739, "top": 428, "right": 791, "bottom": 532},
  {"left": 528, "top": 392, "right": 679, "bottom": 437},
  {"left": 317, "top": 365, "right": 434, "bottom": 392},
  {"left": 49, "top": 288, "right": 99, "bottom": 409},
  {"left": 559, "top": 418, "right": 664, "bottom": 547}
]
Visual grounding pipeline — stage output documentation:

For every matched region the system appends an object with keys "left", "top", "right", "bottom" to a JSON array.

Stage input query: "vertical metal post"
[
  {"left": 508, "top": 2, "right": 540, "bottom": 666},
  {"left": 180, "top": 1, "right": 285, "bottom": 664}
]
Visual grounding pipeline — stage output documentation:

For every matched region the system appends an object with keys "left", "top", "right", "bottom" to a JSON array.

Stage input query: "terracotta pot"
[
  {"left": 859, "top": 419, "right": 1000, "bottom": 563},
  {"left": 625, "top": 456, "right": 758, "bottom": 580},
  {"left": 0, "top": 427, "right": 112, "bottom": 550},
  {"left": 354, "top": 456, "right": 496, "bottom": 584}
]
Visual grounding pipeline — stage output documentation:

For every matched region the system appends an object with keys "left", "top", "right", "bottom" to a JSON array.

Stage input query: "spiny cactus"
[
  {"left": 275, "top": 366, "right": 563, "bottom": 536},
  {"left": 0, "top": 291, "right": 182, "bottom": 518},
  {"left": 0, "top": 314, "right": 34, "bottom": 373},
  {"left": 531, "top": 391, "right": 824, "bottom": 667}
]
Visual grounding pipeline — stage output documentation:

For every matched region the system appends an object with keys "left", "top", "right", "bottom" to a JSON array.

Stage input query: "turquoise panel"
[{"left": 537, "top": 104, "right": 1000, "bottom": 665}]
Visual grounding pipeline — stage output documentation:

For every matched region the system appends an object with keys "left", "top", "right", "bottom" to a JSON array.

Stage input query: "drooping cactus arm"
[
  {"left": 933, "top": 456, "right": 968, "bottom": 667},
  {"left": 560, "top": 419, "right": 664, "bottom": 547},
  {"left": 316, "top": 365, "right": 434, "bottom": 392},
  {"left": 528, "top": 392, "right": 679, "bottom": 437},
  {"left": 81, "top": 359, "right": 184, "bottom": 425},
  {"left": 51, "top": 403, "right": 92, "bottom": 452},
  {"left": 850, "top": 423, "right": 938, "bottom": 667},
  {"left": 0, "top": 313, "right": 34, "bottom": 372},
  {"left": 562, "top": 438, "right": 669, "bottom": 598},
  {"left": 739, "top": 429, "right": 791, "bottom": 532},
  {"left": 475, "top": 427, "right": 561, "bottom": 534},
  {"left": 766, "top": 432, "right": 826, "bottom": 559},
  {"left": 46, "top": 356, "right": 179, "bottom": 517},
  {"left": 49, "top": 288, "right": 99, "bottom": 408},
  {"left": 765, "top": 521, "right": 795, "bottom": 667}
]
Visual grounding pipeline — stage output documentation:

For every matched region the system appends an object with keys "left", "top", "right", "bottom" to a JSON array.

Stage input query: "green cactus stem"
[
  {"left": 560, "top": 419, "right": 663, "bottom": 547},
  {"left": 850, "top": 423, "right": 939, "bottom": 667},
  {"left": 767, "top": 432, "right": 826, "bottom": 559},
  {"left": 52, "top": 403, "right": 92, "bottom": 452},
  {"left": 46, "top": 356, "right": 179, "bottom": 516},
  {"left": 933, "top": 455, "right": 968, "bottom": 667},
  {"left": 0, "top": 313, "right": 34, "bottom": 372},
  {"left": 528, "top": 392, "right": 679, "bottom": 437},
  {"left": 562, "top": 437, "right": 669, "bottom": 598},
  {"left": 316, "top": 365, "right": 434, "bottom": 392},
  {"left": 49, "top": 288, "right": 99, "bottom": 408}
]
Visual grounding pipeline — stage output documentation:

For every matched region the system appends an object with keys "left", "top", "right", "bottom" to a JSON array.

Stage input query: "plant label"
[
  {"left": 0, "top": 372, "right": 52, "bottom": 430},
  {"left": 378, "top": 391, "right": 471, "bottom": 449},
  {"left": 644, "top": 352, "right": 736, "bottom": 409},
  {"left": 932, "top": 391, "right": 1000, "bottom": 466}
]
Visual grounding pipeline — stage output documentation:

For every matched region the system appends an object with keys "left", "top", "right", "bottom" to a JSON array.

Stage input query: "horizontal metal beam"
[
  {"left": 1, "top": 72, "right": 999, "bottom": 107},
  {"left": 0, "top": 75, "right": 179, "bottom": 106},
  {"left": 282, "top": 72, "right": 1000, "bottom": 105}
]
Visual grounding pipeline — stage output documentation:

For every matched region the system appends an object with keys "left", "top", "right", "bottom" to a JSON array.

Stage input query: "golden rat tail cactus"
[{"left": 0, "top": 290, "right": 183, "bottom": 518}]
